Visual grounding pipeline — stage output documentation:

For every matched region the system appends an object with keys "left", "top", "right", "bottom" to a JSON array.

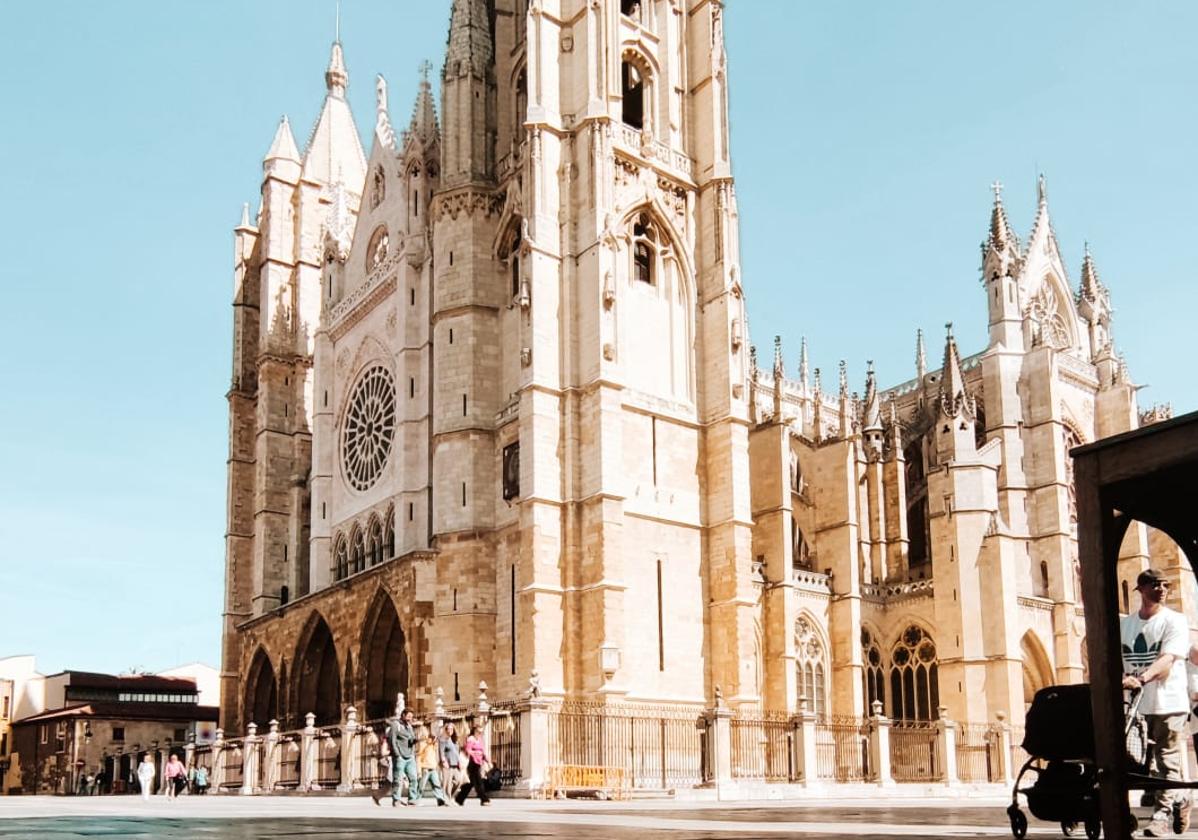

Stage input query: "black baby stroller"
[{"left": 1006, "top": 683, "right": 1150, "bottom": 839}]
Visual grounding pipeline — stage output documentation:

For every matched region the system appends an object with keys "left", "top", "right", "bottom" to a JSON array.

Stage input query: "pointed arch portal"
[
  {"left": 244, "top": 648, "right": 278, "bottom": 728},
  {"left": 362, "top": 591, "right": 409, "bottom": 720},
  {"left": 295, "top": 614, "right": 341, "bottom": 726}
]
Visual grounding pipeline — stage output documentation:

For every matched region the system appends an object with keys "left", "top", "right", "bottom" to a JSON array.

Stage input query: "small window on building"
[
  {"left": 621, "top": 61, "right": 644, "bottom": 129},
  {"left": 620, "top": 0, "right": 641, "bottom": 20},
  {"left": 174, "top": 728, "right": 187, "bottom": 742},
  {"left": 503, "top": 442, "right": 521, "bottom": 501},
  {"left": 631, "top": 214, "right": 655, "bottom": 284}
]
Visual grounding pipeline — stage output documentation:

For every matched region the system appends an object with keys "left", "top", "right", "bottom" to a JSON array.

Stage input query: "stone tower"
[{"left": 221, "top": 42, "right": 366, "bottom": 728}]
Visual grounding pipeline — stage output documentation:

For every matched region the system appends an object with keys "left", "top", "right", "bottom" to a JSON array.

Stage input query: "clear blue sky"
[{"left": 1, "top": 1, "right": 1192, "bottom": 677}]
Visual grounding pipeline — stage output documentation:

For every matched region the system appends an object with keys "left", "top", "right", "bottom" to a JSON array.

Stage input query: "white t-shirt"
[{"left": 1121, "top": 605, "right": 1190, "bottom": 715}]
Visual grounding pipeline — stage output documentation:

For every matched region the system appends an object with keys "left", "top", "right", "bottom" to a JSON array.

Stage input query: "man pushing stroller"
[{"left": 1121, "top": 568, "right": 1192, "bottom": 837}]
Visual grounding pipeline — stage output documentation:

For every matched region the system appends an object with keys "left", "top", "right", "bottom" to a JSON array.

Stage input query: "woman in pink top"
[
  {"left": 163, "top": 754, "right": 187, "bottom": 800},
  {"left": 452, "top": 725, "right": 491, "bottom": 805}
]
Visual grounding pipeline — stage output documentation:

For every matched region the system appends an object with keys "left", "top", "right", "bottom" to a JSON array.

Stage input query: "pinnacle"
[
  {"left": 407, "top": 62, "right": 440, "bottom": 144},
  {"left": 987, "top": 180, "right": 1015, "bottom": 252},
  {"left": 326, "top": 41, "right": 349, "bottom": 97},
  {"left": 1079, "top": 242, "right": 1104, "bottom": 301},
  {"left": 264, "top": 115, "right": 301, "bottom": 164},
  {"left": 938, "top": 322, "right": 970, "bottom": 418},
  {"left": 862, "top": 361, "right": 882, "bottom": 432}
]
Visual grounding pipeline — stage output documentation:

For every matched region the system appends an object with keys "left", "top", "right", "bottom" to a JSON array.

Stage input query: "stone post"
[
  {"left": 262, "top": 720, "right": 280, "bottom": 793},
  {"left": 790, "top": 697, "right": 819, "bottom": 786},
  {"left": 211, "top": 729, "right": 225, "bottom": 793},
  {"left": 935, "top": 707, "right": 959, "bottom": 786},
  {"left": 518, "top": 672, "right": 548, "bottom": 795},
  {"left": 300, "top": 713, "right": 317, "bottom": 792},
  {"left": 706, "top": 688, "right": 733, "bottom": 796},
  {"left": 240, "top": 723, "right": 258, "bottom": 795},
  {"left": 867, "top": 700, "right": 894, "bottom": 787},
  {"left": 184, "top": 731, "right": 196, "bottom": 775},
  {"left": 338, "top": 706, "right": 359, "bottom": 793},
  {"left": 476, "top": 682, "right": 492, "bottom": 755},
  {"left": 995, "top": 711, "right": 1015, "bottom": 785}
]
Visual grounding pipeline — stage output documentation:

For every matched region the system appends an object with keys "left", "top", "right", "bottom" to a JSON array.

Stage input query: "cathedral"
[{"left": 220, "top": 0, "right": 1188, "bottom": 748}]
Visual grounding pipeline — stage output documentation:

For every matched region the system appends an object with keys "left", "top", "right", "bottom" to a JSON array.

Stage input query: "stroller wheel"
[
  {"left": 1007, "top": 806, "right": 1028, "bottom": 839},
  {"left": 1061, "top": 820, "right": 1076, "bottom": 836},
  {"left": 1083, "top": 815, "right": 1101, "bottom": 840}
]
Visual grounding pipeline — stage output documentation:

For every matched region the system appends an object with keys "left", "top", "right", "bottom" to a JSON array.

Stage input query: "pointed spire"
[
  {"left": 938, "top": 322, "right": 971, "bottom": 419},
  {"left": 915, "top": 329, "right": 926, "bottom": 381},
  {"left": 238, "top": 202, "right": 251, "bottom": 229},
  {"left": 326, "top": 41, "right": 348, "bottom": 98},
  {"left": 862, "top": 361, "right": 882, "bottom": 432},
  {"left": 772, "top": 336, "right": 784, "bottom": 421},
  {"left": 1037, "top": 172, "right": 1047, "bottom": 207},
  {"left": 837, "top": 360, "right": 848, "bottom": 399},
  {"left": 375, "top": 73, "right": 397, "bottom": 150},
  {"left": 1027, "top": 172, "right": 1055, "bottom": 253},
  {"left": 987, "top": 179, "right": 1015, "bottom": 252},
  {"left": 446, "top": 0, "right": 493, "bottom": 75},
  {"left": 264, "top": 115, "right": 301, "bottom": 164},
  {"left": 323, "top": 176, "right": 353, "bottom": 263},
  {"left": 812, "top": 368, "right": 823, "bottom": 441},
  {"left": 407, "top": 61, "right": 440, "bottom": 144},
  {"left": 1079, "top": 241, "right": 1104, "bottom": 302},
  {"left": 798, "top": 337, "right": 809, "bottom": 393}
]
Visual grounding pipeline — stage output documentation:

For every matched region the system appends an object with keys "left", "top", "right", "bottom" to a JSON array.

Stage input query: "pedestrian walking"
[
  {"left": 415, "top": 731, "right": 450, "bottom": 806},
  {"left": 453, "top": 725, "right": 491, "bottom": 806},
  {"left": 1121, "top": 568, "right": 1192, "bottom": 837},
  {"left": 438, "top": 722, "right": 463, "bottom": 800},
  {"left": 384, "top": 709, "right": 420, "bottom": 807},
  {"left": 194, "top": 765, "right": 209, "bottom": 795},
  {"left": 136, "top": 755, "right": 156, "bottom": 802},
  {"left": 164, "top": 754, "right": 187, "bottom": 800},
  {"left": 92, "top": 769, "right": 105, "bottom": 795}
]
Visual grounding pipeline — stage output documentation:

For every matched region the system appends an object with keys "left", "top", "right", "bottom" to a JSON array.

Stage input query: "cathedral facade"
[{"left": 221, "top": 0, "right": 1186, "bottom": 743}]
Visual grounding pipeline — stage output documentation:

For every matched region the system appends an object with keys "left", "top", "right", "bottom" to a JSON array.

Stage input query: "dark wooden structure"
[{"left": 1074, "top": 410, "right": 1198, "bottom": 839}]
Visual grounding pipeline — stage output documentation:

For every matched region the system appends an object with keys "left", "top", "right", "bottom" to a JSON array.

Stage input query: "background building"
[{"left": 220, "top": 0, "right": 1189, "bottom": 756}]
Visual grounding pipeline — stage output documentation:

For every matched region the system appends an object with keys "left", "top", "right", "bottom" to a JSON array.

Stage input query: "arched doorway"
[
  {"left": 362, "top": 591, "right": 409, "bottom": 720},
  {"left": 295, "top": 613, "right": 341, "bottom": 726},
  {"left": 244, "top": 647, "right": 278, "bottom": 728}
]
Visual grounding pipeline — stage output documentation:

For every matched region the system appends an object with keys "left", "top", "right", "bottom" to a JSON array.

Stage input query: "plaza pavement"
[{"left": 0, "top": 790, "right": 1099, "bottom": 839}]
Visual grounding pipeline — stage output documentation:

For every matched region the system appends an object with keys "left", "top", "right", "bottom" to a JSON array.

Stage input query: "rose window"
[{"left": 341, "top": 366, "right": 396, "bottom": 491}]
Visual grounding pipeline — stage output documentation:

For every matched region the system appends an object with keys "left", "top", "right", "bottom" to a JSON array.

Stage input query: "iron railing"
[
  {"left": 955, "top": 723, "right": 999, "bottom": 783},
  {"left": 547, "top": 702, "right": 706, "bottom": 790},
  {"left": 1009, "top": 724, "right": 1029, "bottom": 777},
  {"left": 314, "top": 728, "right": 341, "bottom": 789},
  {"left": 815, "top": 716, "right": 870, "bottom": 781},
  {"left": 220, "top": 740, "right": 243, "bottom": 791},
  {"left": 357, "top": 721, "right": 388, "bottom": 788},
  {"left": 275, "top": 733, "right": 302, "bottom": 790},
  {"left": 730, "top": 712, "right": 793, "bottom": 781},
  {"left": 488, "top": 707, "right": 523, "bottom": 787},
  {"left": 890, "top": 720, "right": 938, "bottom": 782}
]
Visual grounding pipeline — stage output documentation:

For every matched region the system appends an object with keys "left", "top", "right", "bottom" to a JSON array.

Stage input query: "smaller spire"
[
  {"left": 407, "top": 61, "right": 440, "bottom": 144},
  {"left": 862, "top": 361, "right": 882, "bottom": 432},
  {"left": 915, "top": 329, "right": 926, "bottom": 380},
  {"left": 326, "top": 41, "right": 349, "bottom": 98},
  {"left": 987, "top": 179, "right": 1015, "bottom": 252},
  {"left": 238, "top": 202, "right": 251, "bottom": 229},
  {"left": 264, "top": 115, "right": 301, "bottom": 163},
  {"left": 772, "top": 336, "right": 784, "bottom": 421},
  {"left": 938, "top": 322, "right": 972, "bottom": 419},
  {"left": 838, "top": 360, "right": 848, "bottom": 399},
  {"left": 1037, "top": 172, "right": 1047, "bottom": 207},
  {"left": 772, "top": 335, "right": 784, "bottom": 377},
  {"left": 1079, "top": 241, "right": 1105, "bottom": 302},
  {"left": 798, "top": 336, "right": 809, "bottom": 393}
]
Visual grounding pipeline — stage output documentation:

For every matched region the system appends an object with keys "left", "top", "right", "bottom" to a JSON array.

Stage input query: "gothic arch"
[
  {"left": 333, "top": 533, "right": 349, "bottom": 581},
  {"left": 244, "top": 646, "right": 278, "bottom": 729},
  {"left": 293, "top": 611, "right": 342, "bottom": 727},
  {"left": 1020, "top": 630, "right": 1054, "bottom": 708},
  {"left": 366, "top": 513, "right": 384, "bottom": 567},
  {"left": 349, "top": 523, "right": 366, "bottom": 575},
  {"left": 887, "top": 622, "right": 940, "bottom": 721},
  {"left": 860, "top": 624, "right": 886, "bottom": 714},
  {"left": 615, "top": 202, "right": 696, "bottom": 402},
  {"left": 360, "top": 587, "right": 410, "bottom": 721},
  {"left": 793, "top": 613, "right": 829, "bottom": 715},
  {"left": 383, "top": 504, "right": 396, "bottom": 559}
]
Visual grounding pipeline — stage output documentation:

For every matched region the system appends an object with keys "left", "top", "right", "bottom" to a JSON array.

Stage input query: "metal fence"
[
  {"left": 193, "top": 744, "right": 212, "bottom": 774},
  {"left": 730, "top": 712, "right": 793, "bottom": 781},
  {"left": 814, "top": 716, "right": 870, "bottom": 782},
  {"left": 357, "top": 721, "right": 388, "bottom": 789},
  {"left": 275, "top": 733, "right": 302, "bottom": 790},
  {"left": 489, "top": 708, "right": 523, "bottom": 787},
  {"left": 220, "top": 740, "right": 243, "bottom": 792},
  {"left": 547, "top": 702, "right": 706, "bottom": 790},
  {"left": 314, "top": 729, "right": 341, "bottom": 789},
  {"left": 955, "top": 723, "right": 999, "bottom": 783},
  {"left": 1009, "top": 724, "right": 1029, "bottom": 777},
  {"left": 889, "top": 720, "right": 938, "bottom": 782}
]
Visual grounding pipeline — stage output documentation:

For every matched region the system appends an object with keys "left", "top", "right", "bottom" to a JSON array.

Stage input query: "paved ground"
[{"left": 0, "top": 793, "right": 1159, "bottom": 839}]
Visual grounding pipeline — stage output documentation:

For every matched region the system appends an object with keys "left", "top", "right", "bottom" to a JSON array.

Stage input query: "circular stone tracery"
[{"left": 341, "top": 365, "right": 396, "bottom": 491}]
